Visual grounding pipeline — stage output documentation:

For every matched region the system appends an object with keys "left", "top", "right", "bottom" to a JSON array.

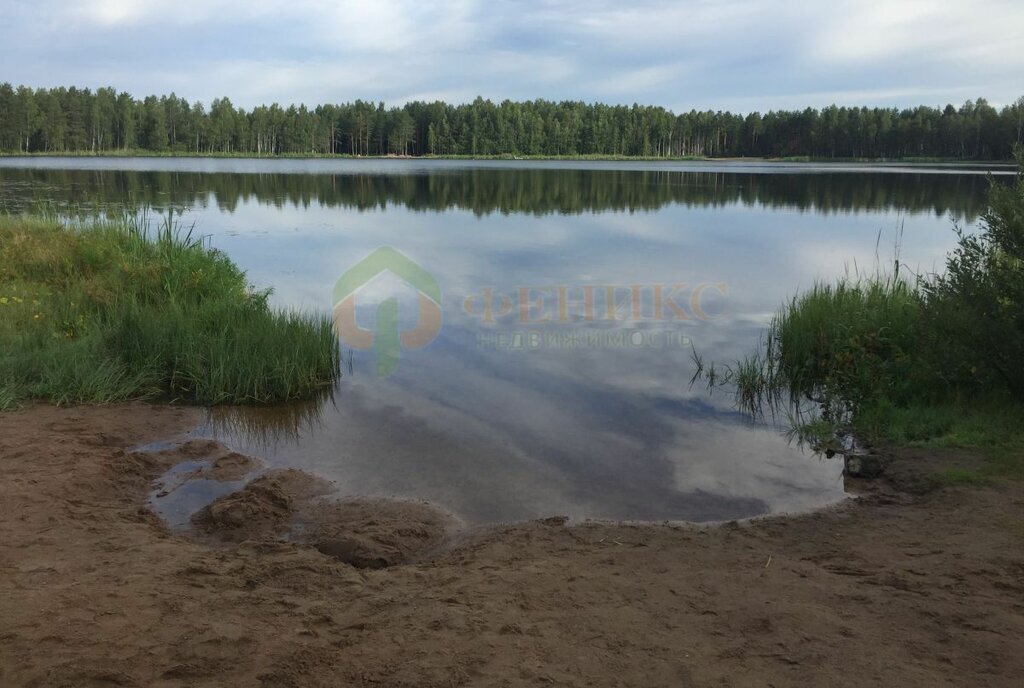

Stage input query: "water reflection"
[
  {"left": 0, "top": 159, "right": 1003, "bottom": 219},
  {"left": 201, "top": 379, "right": 840, "bottom": 524},
  {"left": 204, "top": 391, "right": 334, "bottom": 450},
  {"left": 0, "top": 158, "right": 991, "bottom": 524}
]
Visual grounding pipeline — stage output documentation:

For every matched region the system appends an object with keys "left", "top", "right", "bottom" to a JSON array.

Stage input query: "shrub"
[{"left": 923, "top": 151, "right": 1024, "bottom": 401}]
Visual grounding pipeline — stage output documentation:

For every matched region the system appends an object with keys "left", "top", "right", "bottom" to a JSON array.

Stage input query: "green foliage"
[
  {"left": 0, "top": 214, "right": 340, "bottom": 406},
  {"left": 106, "top": 302, "right": 338, "bottom": 405},
  {"left": 768, "top": 272, "right": 928, "bottom": 419},
  {"left": 859, "top": 399, "right": 1024, "bottom": 483},
  {"left": 854, "top": 399, "right": 1024, "bottom": 449},
  {"left": 767, "top": 154, "right": 1023, "bottom": 418},
  {"left": 0, "top": 384, "right": 18, "bottom": 411},
  {"left": 785, "top": 416, "right": 846, "bottom": 456},
  {"left": 696, "top": 153, "right": 1024, "bottom": 455},
  {"left": 922, "top": 151, "right": 1024, "bottom": 400},
  {"left": 694, "top": 269, "right": 929, "bottom": 422},
  {"left": 0, "top": 83, "right": 1021, "bottom": 158}
]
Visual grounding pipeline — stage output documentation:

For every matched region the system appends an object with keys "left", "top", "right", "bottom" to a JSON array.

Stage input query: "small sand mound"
[
  {"left": 137, "top": 438, "right": 242, "bottom": 470},
  {"left": 158, "top": 439, "right": 225, "bottom": 460},
  {"left": 204, "top": 451, "right": 260, "bottom": 482},
  {"left": 191, "top": 469, "right": 332, "bottom": 541},
  {"left": 192, "top": 477, "right": 292, "bottom": 534},
  {"left": 305, "top": 499, "right": 456, "bottom": 568}
]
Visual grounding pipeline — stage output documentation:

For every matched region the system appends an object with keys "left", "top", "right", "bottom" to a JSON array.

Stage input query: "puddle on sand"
[
  {"left": 148, "top": 461, "right": 247, "bottom": 529},
  {"left": 137, "top": 439, "right": 265, "bottom": 530}
]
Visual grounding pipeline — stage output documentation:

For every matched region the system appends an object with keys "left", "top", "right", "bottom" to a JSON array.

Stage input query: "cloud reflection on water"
[{"left": 1, "top": 160, "right": 990, "bottom": 523}]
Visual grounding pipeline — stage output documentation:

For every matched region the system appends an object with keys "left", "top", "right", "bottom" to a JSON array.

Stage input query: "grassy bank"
[
  {"left": 0, "top": 214, "right": 340, "bottom": 409},
  {"left": 698, "top": 151, "right": 1024, "bottom": 477}
]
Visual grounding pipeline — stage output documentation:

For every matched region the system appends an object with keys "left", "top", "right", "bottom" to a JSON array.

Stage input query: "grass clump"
[
  {"left": 696, "top": 150, "right": 1024, "bottom": 465},
  {"left": 0, "top": 214, "right": 340, "bottom": 406},
  {"left": 767, "top": 271, "right": 926, "bottom": 418}
]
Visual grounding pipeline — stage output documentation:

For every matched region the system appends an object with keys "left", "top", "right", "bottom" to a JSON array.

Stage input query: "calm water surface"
[{"left": 1, "top": 158, "right": 1010, "bottom": 524}]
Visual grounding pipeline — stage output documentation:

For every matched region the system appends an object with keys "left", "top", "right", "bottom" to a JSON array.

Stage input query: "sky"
[{"left": 3, "top": 0, "right": 1023, "bottom": 113}]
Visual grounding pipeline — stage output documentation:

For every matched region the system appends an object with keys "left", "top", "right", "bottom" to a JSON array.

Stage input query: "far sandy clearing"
[{"left": 1, "top": 403, "right": 1022, "bottom": 687}]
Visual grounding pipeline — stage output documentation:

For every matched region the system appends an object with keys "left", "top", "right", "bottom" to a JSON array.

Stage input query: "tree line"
[{"left": 1, "top": 84, "right": 1022, "bottom": 159}]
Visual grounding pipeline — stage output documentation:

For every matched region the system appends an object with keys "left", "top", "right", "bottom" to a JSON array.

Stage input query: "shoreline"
[
  {"left": 2, "top": 401, "right": 1022, "bottom": 686},
  {"left": 145, "top": 439, "right": 854, "bottom": 550}
]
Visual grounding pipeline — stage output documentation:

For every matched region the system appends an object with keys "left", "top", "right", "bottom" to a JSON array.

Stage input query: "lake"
[{"left": 0, "top": 157, "right": 1010, "bottom": 525}]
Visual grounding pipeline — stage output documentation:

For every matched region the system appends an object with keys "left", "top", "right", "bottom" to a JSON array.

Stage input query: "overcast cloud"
[{"left": 3, "top": 0, "right": 1022, "bottom": 111}]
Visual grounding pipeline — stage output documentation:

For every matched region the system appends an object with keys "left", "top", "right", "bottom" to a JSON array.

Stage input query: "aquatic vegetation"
[
  {"left": 691, "top": 267, "right": 927, "bottom": 425},
  {"left": 0, "top": 213, "right": 340, "bottom": 407},
  {"left": 696, "top": 150, "right": 1024, "bottom": 458},
  {"left": 765, "top": 269, "right": 927, "bottom": 419}
]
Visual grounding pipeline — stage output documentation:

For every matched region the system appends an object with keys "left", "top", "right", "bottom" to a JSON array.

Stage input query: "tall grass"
[
  {"left": 692, "top": 268, "right": 926, "bottom": 421},
  {"left": 0, "top": 213, "right": 340, "bottom": 407},
  {"left": 766, "top": 270, "right": 927, "bottom": 418}
]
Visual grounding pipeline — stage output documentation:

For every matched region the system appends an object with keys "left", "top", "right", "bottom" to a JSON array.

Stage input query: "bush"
[{"left": 923, "top": 151, "right": 1024, "bottom": 401}]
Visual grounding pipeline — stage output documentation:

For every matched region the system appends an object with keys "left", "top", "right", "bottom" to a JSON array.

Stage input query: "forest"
[{"left": 0, "top": 84, "right": 1022, "bottom": 160}]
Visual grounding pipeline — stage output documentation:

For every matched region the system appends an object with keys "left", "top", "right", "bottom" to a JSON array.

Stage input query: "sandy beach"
[{"left": 1, "top": 402, "right": 1022, "bottom": 687}]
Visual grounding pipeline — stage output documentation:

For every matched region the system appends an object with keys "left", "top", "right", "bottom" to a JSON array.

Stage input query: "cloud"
[
  {"left": 811, "top": 0, "right": 1024, "bottom": 68},
  {"left": 2, "top": 0, "right": 1021, "bottom": 110}
]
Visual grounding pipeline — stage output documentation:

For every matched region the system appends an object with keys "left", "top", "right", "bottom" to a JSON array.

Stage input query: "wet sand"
[{"left": 1, "top": 403, "right": 1023, "bottom": 687}]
